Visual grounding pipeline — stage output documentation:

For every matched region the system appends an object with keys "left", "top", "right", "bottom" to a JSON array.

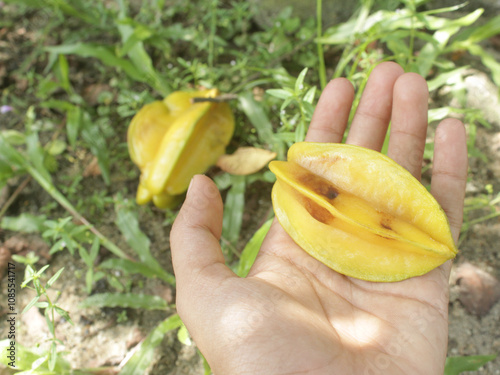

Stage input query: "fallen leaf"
[
  {"left": 83, "top": 83, "right": 112, "bottom": 106},
  {"left": 217, "top": 147, "right": 277, "bottom": 176},
  {"left": 453, "top": 262, "right": 500, "bottom": 317},
  {"left": 83, "top": 157, "right": 102, "bottom": 177}
]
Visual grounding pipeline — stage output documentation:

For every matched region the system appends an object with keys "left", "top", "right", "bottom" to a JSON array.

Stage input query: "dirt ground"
[{"left": 1, "top": 5, "right": 500, "bottom": 375}]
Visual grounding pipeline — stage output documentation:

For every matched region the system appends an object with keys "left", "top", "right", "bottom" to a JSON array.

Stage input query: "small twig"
[
  {"left": 0, "top": 176, "right": 32, "bottom": 219},
  {"left": 191, "top": 94, "right": 239, "bottom": 103}
]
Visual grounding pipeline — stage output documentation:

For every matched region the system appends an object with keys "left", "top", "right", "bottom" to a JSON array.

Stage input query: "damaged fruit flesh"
[{"left": 269, "top": 142, "right": 458, "bottom": 282}]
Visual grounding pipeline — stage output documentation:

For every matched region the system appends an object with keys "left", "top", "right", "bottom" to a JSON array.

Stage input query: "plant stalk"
[
  {"left": 24, "top": 163, "right": 133, "bottom": 261},
  {"left": 316, "top": 0, "right": 327, "bottom": 89}
]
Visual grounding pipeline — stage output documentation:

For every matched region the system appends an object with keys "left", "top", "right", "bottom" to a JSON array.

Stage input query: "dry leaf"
[
  {"left": 217, "top": 147, "right": 277, "bottom": 175},
  {"left": 83, "top": 157, "right": 102, "bottom": 177},
  {"left": 83, "top": 83, "right": 112, "bottom": 106}
]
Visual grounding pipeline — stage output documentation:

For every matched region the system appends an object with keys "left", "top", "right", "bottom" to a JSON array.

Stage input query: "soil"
[{"left": 1, "top": 3, "right": 500, "bottom": 375}]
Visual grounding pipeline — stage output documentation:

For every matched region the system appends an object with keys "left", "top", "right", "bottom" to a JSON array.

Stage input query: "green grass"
[{"left": 0, "top": 0, "right": 499, "bottom": 373}]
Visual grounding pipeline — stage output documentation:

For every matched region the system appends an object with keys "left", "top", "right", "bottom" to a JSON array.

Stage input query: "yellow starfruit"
[
  {"left": 128, "top": 89, "right": 234, "bottom": 208},
  {"left": 269, "top": 142, "right": 458, "bottom": 282}
]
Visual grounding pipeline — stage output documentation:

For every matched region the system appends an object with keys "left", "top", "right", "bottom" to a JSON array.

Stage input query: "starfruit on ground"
[
  {"left": 269, "top": 142, "right": 458, "bottom": 282},
  {"left": 127, "top": 89, "right": 234, "bottom": 208}
]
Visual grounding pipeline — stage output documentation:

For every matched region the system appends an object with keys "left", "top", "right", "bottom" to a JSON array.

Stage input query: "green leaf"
[
  {"left": 57, "top": 54, "right": 71, "bottom": 92},
  {"left": 90, "top": 236, "right": 100, "bottom": 260},
  {"left": 47, "top": 267, "right": 65, "bottom": 288},
  {"left": 107, "top": 274, "right": 125, "bottom": 292},
  {"left": 79, "top": 293, "right": 168, "bottom": 310},
  {"left": 86, "top": 268, "right": 94, "bottom": 294},
  {"left": 266, "top": 88, "right": 293, "bottom": 100},
  {"left": 214, "top": 172, "right": 232, "bottom": 190},
  {"left": 119, "top": 314, "right": 183, "bottom": 375},
  {"left": 49, "top": 239, "right": 66, "bottom": 255},
  {"left": 0, "top": 339, "right": 71, "bottom": 372},
  {"left": 45, "top": 43, "right": 148, "bottom": 85},
  {"left": 222, "top": 175, "right": 246, "bottom": 249},
  {"left": 54, "top": 306, "right": 74, "bottom": 325},
  {"left": 0, "top": 133, "right": 26, "bottom": 168},
  {"left": 49, "top": 342, "right": 57, "bottom": 371},
  {"left": 115, "top": 204, "right": 175, "bottom": 285},
  {"left": 116, "top": 16, "right": 169, "bottom": 95},
  {"left": 177, "top": 323, "right": 191, "bottom": 346},
  {"left": 427, "top": 67, "right": 468, "bottom": 92},
  {"left": 47, "top": 139, "right": 67, "bottom": 156},
  {"left": 294, "top": 68, "right": 308, "bottom": 93},
  {"left": 466, "top": 45, "right": 500, "bottom": 88},
  {"left": 115, "top": 205, "right": 150, "bottom": 257},
  {"left": 78, "top": 246, "right": 92, "bottom": 267},
  {"left": 237, "top": 219, "right": 272, "bottom": 277},
  {"left": 26, "top": 132, "right": 52, "bottom": 183},
  {"left": 119, "top": 24, "right": 154, "bottom": 57},
  {"left": 318, "top": 17, "right": 358, "bottom": 44},
  {"left": 444, "top": 355, "right": 497, "bottom": 375},
  {"left": 22, "top": 296, "right": 40, "bottom": 314},
  {"left": 80, "top": 111, "right": 111, "bottom": 185},
  {"left": 429, "top": 107, "right": 457, "bottom": 123},
  {"left": 45, "top": 308, "right": 55, "bottom": 336},
  {"left": 99, "top": 258, "right": 166, "bottom": 280},
  {"left": 303, "top": 86, "right": 316, "bottom": 104},
  {"left": 37, "top": 264, "right": 50, "bottom": 276},
  {"left": 1, "top": 213, "right": 47, "bottom": 233},
  {"left": 65, "top": 105, "right": 81, "bottom": 148},
  {"left": 421, "top": 9, "right": 483, "bottom": 30},
  {"left": 239, "top": 92, "right": 285, "bottom": 160},
  {"left": 455, "top": 15, "right": 500, "bottom": 45},
  {"left": 0, "top": 130, "right": 26, "bottom": 145}
]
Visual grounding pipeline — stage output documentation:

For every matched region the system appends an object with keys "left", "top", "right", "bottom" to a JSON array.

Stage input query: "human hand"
[{"left": 170, "top": 62, "right": 468, "bottom": 375}]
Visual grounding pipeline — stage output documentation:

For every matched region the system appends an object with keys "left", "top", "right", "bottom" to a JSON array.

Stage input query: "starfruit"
[
  {"left": 127, "top": 89, "right": 234, "bottom": 208},
  {"left": 269, "top": 142, "right": 458, "bottom": 282}
]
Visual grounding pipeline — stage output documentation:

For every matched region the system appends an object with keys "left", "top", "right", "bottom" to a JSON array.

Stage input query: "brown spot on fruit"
[
  {"left": 376, "top": 234, "right": 394, "bottom": 240},
  {"left": 304, "top": 198, "right": 334, "bottom": 225},
  {"left": 380, "top": 214, "right": 393, "bottom": 231},
  {"left": 296, "top": 167, "right": 339, "bottom": 201}
]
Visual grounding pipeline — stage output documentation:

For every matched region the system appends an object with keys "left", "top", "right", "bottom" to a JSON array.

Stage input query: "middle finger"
[{"left": 346, "top": 62, "right": 404, "bottom": 150}]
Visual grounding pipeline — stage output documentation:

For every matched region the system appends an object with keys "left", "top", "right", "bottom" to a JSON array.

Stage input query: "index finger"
[{"left": 305, "top": 78, "right": 354, "bottom": 143}]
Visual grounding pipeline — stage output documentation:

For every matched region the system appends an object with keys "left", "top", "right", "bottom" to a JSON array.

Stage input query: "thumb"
[{"left": 170, "top": 175, "right": 235, "bottom": 309}]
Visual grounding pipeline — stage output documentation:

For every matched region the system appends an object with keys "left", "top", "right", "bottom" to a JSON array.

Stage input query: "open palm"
[{"left": 170, "top": 62, "right": 468, "bottom": 375}]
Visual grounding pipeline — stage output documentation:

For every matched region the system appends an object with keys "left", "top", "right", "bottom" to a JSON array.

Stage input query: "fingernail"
[{"left": 187, "top": 176, "right": 196, "bottom": 195}]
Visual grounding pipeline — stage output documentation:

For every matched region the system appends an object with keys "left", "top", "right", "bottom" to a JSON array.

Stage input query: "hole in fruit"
[{"left": 304, "top": 198, "right": 334, "bottom": 225}]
